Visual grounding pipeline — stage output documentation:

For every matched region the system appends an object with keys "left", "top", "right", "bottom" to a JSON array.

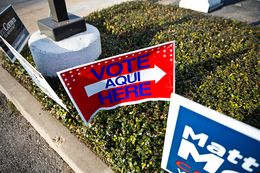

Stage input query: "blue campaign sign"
[{"left": 161, "top": 94, "right": 260, "bottom": 173}]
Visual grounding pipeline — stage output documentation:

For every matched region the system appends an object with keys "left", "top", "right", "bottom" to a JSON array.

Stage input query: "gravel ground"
[{"left": 0, "top": 92, "right": 74, "bottom": 173}]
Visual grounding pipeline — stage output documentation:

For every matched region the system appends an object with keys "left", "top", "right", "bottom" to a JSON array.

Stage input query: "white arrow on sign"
[{"left": 85, "top": 65, "right": 166, "bottom": 97}]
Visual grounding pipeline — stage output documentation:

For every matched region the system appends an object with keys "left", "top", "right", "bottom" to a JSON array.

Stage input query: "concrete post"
[{"left": 29, "top": 1, "right": 101, "bottom": 77}]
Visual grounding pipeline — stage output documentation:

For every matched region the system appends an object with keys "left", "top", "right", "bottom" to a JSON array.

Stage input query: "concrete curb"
[{"left": 0, "top": 65, "right": 112, "bottom": 173}]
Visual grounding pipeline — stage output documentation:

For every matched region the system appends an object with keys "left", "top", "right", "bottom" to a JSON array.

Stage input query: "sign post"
[
  {"left": 161, "top": 94, "right": 260, "bottom": 173},
  {"left": 37, "top": 0, "right": 86, "bottom": 41},
  {"left": 58, "top": 42, "right": 175, "bottom": 124},
  {"left": 48, "top": 0, "right": 69, "bottom": 22}
]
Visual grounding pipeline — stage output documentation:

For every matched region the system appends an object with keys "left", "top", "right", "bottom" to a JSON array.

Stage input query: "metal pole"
[{"left": 48, "top": 0, "right": 69, "bottom": 22}]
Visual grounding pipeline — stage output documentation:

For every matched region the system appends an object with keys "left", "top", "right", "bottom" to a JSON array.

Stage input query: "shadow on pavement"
[{"left": 222, "top": 0, "right": 244, "bottom": 5}]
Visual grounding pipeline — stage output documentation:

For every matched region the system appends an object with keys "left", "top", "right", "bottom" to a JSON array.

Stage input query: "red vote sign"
[{"left": 57, "top": 41, "right": 175, "bottom": 124}]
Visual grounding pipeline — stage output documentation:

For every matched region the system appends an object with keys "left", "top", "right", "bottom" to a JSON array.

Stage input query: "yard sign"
[
  {"left": 0, "top": 36, "right": 67, "bottom": 110},
  {"left": 0, "top": 5, "right": 29, "bottom": 62},
  {"left": 58, "top": 41, "right": 175, "bottom": 124},
  {"left": 161, "top": 94, "right": 260, "bottom": 173}
]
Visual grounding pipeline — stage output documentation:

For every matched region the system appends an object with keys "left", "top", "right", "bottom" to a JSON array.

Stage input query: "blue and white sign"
[{"left": 161, "top": 94, "right": 260, "bottom": 173}]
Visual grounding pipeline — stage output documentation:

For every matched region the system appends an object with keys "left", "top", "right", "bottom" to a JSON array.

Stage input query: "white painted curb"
[
  {"left": 179, "top": 0, "right": 223, "bottom": 13},
  {"left": 0, "top": 65, "right": 112, "bottom": 173}
]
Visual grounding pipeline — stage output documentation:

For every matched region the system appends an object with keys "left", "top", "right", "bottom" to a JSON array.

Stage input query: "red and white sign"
[{"left": 57, "top": 41, "right": 175, "bottom": 124}]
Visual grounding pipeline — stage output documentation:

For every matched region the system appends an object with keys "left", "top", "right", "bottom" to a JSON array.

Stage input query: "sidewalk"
[{"left": 0, "top": 0, "right": 131, "bottom": 33}]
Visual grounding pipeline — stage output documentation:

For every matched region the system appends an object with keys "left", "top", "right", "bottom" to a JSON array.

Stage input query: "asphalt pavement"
[
  {"left": 0, "top": 92, "right": 74, "bottom": 173},
  {"left": 210, "top": 0, "right": 260, "bottom": 26}
]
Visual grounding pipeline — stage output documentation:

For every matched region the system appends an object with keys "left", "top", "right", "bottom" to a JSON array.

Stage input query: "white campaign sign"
[{"left": 0, "top": 36, "right": 67, "bottom": 110}]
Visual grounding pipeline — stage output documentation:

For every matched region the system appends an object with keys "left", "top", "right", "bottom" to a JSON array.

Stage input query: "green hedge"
[{"left": 1, "top": 1, "right": 259, "bottom": 172}]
